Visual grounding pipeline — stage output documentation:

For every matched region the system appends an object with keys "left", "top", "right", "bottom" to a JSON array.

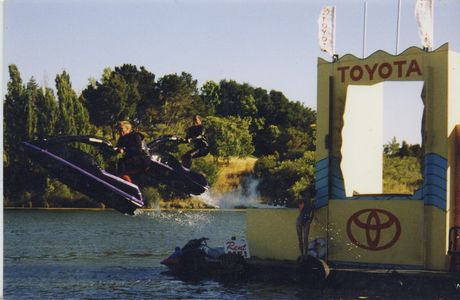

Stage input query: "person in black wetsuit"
[
  {"left": 181, "top": 115, "right": 210, "bottom": 169},
  {"left": 116, "top": 121, "right": 150, "bottom": 183},
  {"left": 296, "top": 187, "right": 315, "bottom": 260}
]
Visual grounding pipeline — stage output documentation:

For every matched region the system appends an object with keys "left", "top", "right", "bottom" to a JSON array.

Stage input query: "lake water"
[
  {"left": 5, "top": 209, "right": 316, "bottom": 299},
  {"left": 5, "top": 209, "right": 458, "bottom": 299}
]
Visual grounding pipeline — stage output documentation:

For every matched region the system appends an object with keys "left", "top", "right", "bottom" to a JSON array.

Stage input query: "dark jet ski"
[
  {"left": 161, "top": 237, "right": 246, "bottom": 280},
  {"left": 21, "top": 136, "right": 144, "bottom": 215},
  {"left": 142, "top": 135, "right": 209, "bottom": 196}
]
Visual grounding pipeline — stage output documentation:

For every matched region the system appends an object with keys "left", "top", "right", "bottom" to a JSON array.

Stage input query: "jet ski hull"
[
  {"left": 22, "top": 141, "right": 144, "bottom": 215},
  {"left": 145, "top": 154, "right": 209, "bottom": 195}
]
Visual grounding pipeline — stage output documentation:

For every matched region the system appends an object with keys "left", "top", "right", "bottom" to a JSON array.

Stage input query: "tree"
[
  {"left": 254, "top": 151, "right": 315, "bottom": 207},
  {"left": 24, "top": 79, "right": 39, "bottom": 140},
  {"left": 155, "top": 72, "right": 199, "bottom": 132},
  {"left": 206, "top": 116, "right": 254, "bottom": 162},
  {"left": 217, "top": 80, "right": 257, "bottom": 118},
  {"left": 35, "top": 87, "right": 59, "bottom": 138},
  {"left": 111, "top": 64, "right": 153, "bottom": 124},
  {"left": 4, "top": 66, "right": 48, "bottom": 204},
  {"left": 200, "top": 80, "right": 221, "bottom": 115},
  {"left": 383, "top": 137, "right": 400, "bottom": 156},
  {"left": 252, "top": 89, "right": 316, "bottom": 156},
  {"left": 4, "top": 65, "right": 26, "bottom": 165},
  {"left": 55, "top": 71, "right": 77, "bottom": 135},
  {"left": 82, "top": 71, "right": 129, "bottom": 129},
  {"left": 130, "top": 66, "right": 157, "bottom": 126}
]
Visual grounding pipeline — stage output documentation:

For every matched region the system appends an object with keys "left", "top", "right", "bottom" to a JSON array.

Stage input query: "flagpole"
[
  {"left": 396, "top": 0, "right": 402, "bottom": 54},
  {"left": 362, "top": 0, "right": 367, "bottom": 58}
]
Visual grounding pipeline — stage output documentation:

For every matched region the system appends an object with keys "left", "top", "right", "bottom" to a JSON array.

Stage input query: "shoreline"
[{"left": 3, "top": 207, "right": 247, "bottom": 212}]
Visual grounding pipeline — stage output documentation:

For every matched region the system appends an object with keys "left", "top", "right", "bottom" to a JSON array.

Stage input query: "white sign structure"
[{"left": 224, "top": 238, "right": 250, "bottom": 258}]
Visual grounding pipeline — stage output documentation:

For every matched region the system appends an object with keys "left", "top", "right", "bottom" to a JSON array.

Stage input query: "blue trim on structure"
[
  {"left": 330, "top": 156, "right": 346, "bottom": 199},
  {"left": 314, "top": 154, "right": 448, "bottom": 210},
  {"left": 315, "top": 156, "right": 346, "bottom": 208},
  {"left": 349, "top": 194, "right": 414, "bottom": 200},
  {"left": 315, "top": 158, "right": 329, "bottom": 208},
  {"left": 422, "top": 153, "right": 447, "bottom": 211},
  {"left": 412, "top": 188, "right": 423, "bottom": 200}
]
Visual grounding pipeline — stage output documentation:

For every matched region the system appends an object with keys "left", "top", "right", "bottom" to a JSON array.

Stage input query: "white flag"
[
  {"left": 318, "top": 6, "right": 336, "bottom": 55},
  {"left": 415, "top": 0, "right": 433, "bottom": 49}
]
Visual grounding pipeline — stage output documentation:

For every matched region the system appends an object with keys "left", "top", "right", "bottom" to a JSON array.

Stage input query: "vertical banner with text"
[
  {"left": 415, "top": 0, "right": 434, "bottom": 49},
  {"left": 318, "top": 6, "right": 336, "bottom": 56}
]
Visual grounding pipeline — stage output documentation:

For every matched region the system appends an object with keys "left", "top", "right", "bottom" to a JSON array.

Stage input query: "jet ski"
[
  {"left": 22, "top": 135, "right": 209, "bottom": 214},
  {"left": 21, "top": 136, "right": 144, "bottom": 215},
  {"left": 161, "top": 237, "right": 246, "bottom": 279},
  {"left": 143, "top": 135, "right": 209, "bottom": 196}
]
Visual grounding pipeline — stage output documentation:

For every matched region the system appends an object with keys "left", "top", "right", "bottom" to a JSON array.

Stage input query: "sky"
[{"left": 3, "top": 0, "right": 460, "bottom": 144}]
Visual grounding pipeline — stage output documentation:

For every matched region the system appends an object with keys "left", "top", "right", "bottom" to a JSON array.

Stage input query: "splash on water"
[
  {"left": 139, "top": 209, "right": 213, "bottom": 230},
  {"left": 195, "top": 176, "right": 279, "bottom": 209}
]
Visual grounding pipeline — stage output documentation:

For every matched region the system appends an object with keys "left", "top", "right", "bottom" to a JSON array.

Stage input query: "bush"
[
  {"left": 383, "top": 155, "right": 422, "bottom": 193},
  {"left": 254, "top": 151, "right": 315, "bottom": 207}
]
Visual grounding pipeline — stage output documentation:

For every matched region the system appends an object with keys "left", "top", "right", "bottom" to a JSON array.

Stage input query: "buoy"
[{"left": 308, "top": 238, "right": 327, "bottom": 259}]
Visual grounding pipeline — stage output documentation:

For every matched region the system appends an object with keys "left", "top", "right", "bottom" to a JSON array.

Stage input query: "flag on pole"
[
  {"left": 318, "top": 6, "right": 336, "bottom": 56},
  {"left": 415, "top": 0, "right": 434, "bottom": 49}
]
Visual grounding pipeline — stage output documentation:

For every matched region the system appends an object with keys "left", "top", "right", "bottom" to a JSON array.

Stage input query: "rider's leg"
[{"left": 181, "top": 150, "right": 193, "bottom": 169}]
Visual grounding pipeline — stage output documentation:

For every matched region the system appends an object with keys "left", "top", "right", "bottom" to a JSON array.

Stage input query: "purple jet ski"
[{"left": 21, "top": 136, "right": 144, "bottom": 215}]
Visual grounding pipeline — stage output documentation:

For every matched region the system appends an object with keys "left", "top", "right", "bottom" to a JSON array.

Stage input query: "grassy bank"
[{"left": 212, "top": 157, "right": 258, "bottom": 193}]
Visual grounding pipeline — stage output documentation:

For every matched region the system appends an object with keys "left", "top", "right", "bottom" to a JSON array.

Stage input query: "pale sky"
[{"left": 3, "top": 0, "right": 460, "bottom": 144}]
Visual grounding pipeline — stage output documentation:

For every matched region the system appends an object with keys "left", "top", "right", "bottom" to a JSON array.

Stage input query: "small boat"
[{"left": 161, "top": 237, "right": 330, "bottom": 285}]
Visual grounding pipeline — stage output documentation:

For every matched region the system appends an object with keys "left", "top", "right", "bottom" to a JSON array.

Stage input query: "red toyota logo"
[{"left": 346, "top": 208, "right": 401, "bottom": 251}]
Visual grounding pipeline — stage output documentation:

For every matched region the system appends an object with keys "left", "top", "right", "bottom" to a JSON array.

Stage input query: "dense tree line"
[
  {"left": 4, "top": 64, "right": 316, "bottom": 208},
  {"left": 383, "top": 137, "right": 423, "bottom": 193}
]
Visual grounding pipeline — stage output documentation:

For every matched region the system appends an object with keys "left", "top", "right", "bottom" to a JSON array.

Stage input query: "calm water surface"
[
  {"left": 5, "top": 210, "right": 316, "bottom": 299},
  {"left": 7, "top": 210, "right": 456, "bottom": 299}
]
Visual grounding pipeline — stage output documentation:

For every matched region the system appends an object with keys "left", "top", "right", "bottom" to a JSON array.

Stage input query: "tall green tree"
[
  {"left": 24, "top": 79, "right": 40, "bottom": 140},
  {"left": 4, "top": 66, "right": 48, "bottom": 204},
  {"left": 155, "top": 72, "right": 198, "bottom": 132},
  {"left": 200, "top": 80, "right": 221, "bottom": 115},
  {"left": 74, "top": 94, "right": 91, "bottom": 135},
  {"left": 82, "top": 64, "right": 156, "bottom": 131},
  {"left": 82, "top": 71, "right": 129, "bottom": 129},
  {"left": 128, "top": 66, "right": 157, "bottom": 126},
  {"left": 4, "top": 65, "right": 26, "bottom": 165},
  {"left": 35, "top": 87, "right": 59, "bottom": 138},
  {"left": 55, "top": 71, "right": 90, "bottom": 135},
  {"left": 55, "top": 71, "right": 77, "bottom": 135},
  {"left": 217, "top": 80, "right": 257, "bottom": 118}
]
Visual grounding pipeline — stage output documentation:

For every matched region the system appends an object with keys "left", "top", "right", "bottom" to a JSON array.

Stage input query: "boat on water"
[{"left": 161, "top": 237, "right": 330, "bottom": 285}]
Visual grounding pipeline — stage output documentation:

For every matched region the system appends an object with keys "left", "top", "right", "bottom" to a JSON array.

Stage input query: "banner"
[
  {"left": 318, "top": 6, "right": 335, "bottom": 55},
  {"left": 415, "top": 0, "right": 433, "bottom": 49},
  {"left": 224, "top": 238, "right": 250, "bottom": 258}
]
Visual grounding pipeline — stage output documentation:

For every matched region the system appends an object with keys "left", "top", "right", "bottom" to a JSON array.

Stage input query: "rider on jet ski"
[
  {"left": 181, "top": 115, "right": 210, "bottom": 170},
  {"left": 116, "top": 121, "right": 150, "bottom": 183}
]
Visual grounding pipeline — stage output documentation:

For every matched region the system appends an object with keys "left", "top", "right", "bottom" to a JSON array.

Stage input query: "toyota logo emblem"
[{"left": 346, "top": 208, "right": 401, "bottom": 251}]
